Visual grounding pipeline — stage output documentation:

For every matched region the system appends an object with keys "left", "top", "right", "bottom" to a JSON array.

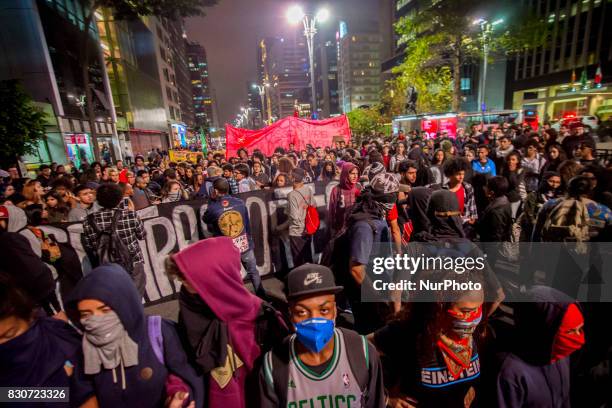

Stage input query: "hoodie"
[
  {"left": 0, "top": 317, "right": 95, "bottom": 407},
  {"left": 66, "top": 264, "right": 204, "bottom": 408},
  {"left": 495, "top": 286, "right": 579, "bottom": 408},
  {"left": 173, "top": 237, "right": 263, "bottom": 408},
  {"left": 327, "top": 162, "right": 361, "bottom": 235}
]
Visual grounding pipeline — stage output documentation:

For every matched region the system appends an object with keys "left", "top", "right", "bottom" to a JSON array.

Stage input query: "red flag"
[{"left": 225, "top": 115, "right": 351, "bottom": 159}]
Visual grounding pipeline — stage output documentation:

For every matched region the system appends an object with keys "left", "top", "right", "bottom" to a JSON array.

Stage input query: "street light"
[
  {"left": 252, "top": 83, "right": 269, "bottom": 124},
  {"left": 473, "top": 17, "right": 504, "bottom": 117},
  {"left": 287, "top": 4, "right": 330, "bottom": 118}
]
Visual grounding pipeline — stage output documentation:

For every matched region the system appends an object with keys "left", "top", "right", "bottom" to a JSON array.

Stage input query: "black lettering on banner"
[{"left": 13, "top": 182, "right": 339, "bottom": 306}]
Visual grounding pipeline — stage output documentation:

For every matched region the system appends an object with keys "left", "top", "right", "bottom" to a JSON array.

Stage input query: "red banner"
[{"left": 225, "top": 115, "right": 351, "bottom": 158}]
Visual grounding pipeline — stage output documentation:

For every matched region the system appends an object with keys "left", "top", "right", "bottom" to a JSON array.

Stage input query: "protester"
[
  {"left": 0, "top": 273, "right": 97, "bottom": 406},
  {"left": 44, "top": 190, "right": 70, "bottom": 223},
  {"left": 372, "top": 269, "right": 486, "bottom": 407},
  {"left": 472, "top": 145, "right": 497, "bottom": 176},
  {"left": 278, "top": 168, "right": 316, "bottom": 267},
  {"left": 168, "top": 237, "right": 287, "bottom": 408},
  {"left": 327, "top": 162, "right": 360, "bottom": 237},
  {"left": 494, "top": 286, "right": 585, "bottom": 408},
  {"left": 67, "top": 264, "right": 204, "bottom": 408},
  {"left": 82, "top": 183, "right": 147, "bottom": 295},
  {"left": 68, "top": 184, "right": 100, "bottom": 221},
  {"left": 257, "top": 264, "right": 385, "bottom": 408},
  {"left": 203, "top": 178, "right": 266, "bottom": 297},
  {"left": 477, "top": 176, "right": 512, "bottom": 242}
]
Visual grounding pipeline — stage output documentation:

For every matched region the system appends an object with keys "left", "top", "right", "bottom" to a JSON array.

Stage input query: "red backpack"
[{"left": 297, "top": 190, "right": 320, "bottom": 235}]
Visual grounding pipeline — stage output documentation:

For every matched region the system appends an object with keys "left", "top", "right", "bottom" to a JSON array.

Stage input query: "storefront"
[
  {"left": 64, "top": 133, "right": 95, "bottom": 169},
  {"left": 512, "top": 82, "right": 611, "bottom": 123}
]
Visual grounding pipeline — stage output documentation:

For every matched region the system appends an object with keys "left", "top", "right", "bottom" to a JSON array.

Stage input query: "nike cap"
[{"left": 286, "top": 263, "right": 343, "bottom": 300}]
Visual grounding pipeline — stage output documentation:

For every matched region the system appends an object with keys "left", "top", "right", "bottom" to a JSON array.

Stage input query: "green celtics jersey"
[{"left": 266, "top": 328, "right": 367, "bottom": 408}]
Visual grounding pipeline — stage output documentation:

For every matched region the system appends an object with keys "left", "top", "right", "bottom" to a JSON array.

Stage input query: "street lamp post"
[
  {"left": 474, "top": 18, "right": 503, "bottom": 120},
  {"left": 252, "top": 83, "right": 269, "bottom": 125},
  {"left": 287, "top": 5, "right": 329, "bottom": 118}
]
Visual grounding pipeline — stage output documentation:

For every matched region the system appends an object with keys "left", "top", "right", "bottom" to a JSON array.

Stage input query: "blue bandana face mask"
[{"left": 294, "top": 318, "right": 335, "bottom": 353}]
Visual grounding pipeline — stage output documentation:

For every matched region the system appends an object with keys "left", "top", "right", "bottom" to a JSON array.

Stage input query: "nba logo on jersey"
[{"left": 342, "top": 373, "right": 350, "bottom": 388}]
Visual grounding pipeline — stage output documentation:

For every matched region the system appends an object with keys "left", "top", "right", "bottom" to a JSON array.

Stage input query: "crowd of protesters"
[{"left": 1, "top": 119, "right": 611, "bottom": 408}]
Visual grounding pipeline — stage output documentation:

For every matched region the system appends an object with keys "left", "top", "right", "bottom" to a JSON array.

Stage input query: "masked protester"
[
  {"left": 168, "top": 237, "right": 288, "bottom": 408},
  {"left": 257, "top": 264, "right": 385, "bottom": 408},
  {"left": 66, "top": 264, "right": 204, "bottom": 408},
  {"left": 493, "top": 286, "right": 585, "bottom": 408},
  {"left": 371, "top": 270, "right": 486, "bottom": 408},
  {"left": 0, "top": 273, "right": 97, "bottom": 407}
]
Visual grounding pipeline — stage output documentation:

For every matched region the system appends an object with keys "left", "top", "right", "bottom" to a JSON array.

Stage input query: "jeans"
[
  {"left": 289, "top": 235, "right": 313, "bottom": 268},
  {"left": 241, "top": 249, "right": 263, "bottom": 293}
]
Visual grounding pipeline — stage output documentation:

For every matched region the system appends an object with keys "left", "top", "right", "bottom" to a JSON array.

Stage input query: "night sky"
[{"left": 185, "top": 0, "right": 379, "bottom": 127}]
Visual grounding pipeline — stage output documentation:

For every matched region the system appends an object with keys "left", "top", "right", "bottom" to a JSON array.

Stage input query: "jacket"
[
  {"left": 66, "top": 265, "right": 204, "bottom": 408},
  {"left": 202, "top": 195, "right": 254, "bottom": 253},
  {"left": 478, "top": 196, "right": 512, "bottom": 241}
]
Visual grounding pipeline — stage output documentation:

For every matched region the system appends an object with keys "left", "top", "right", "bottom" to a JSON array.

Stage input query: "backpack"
[
  {"left": 148, "top": 316, "right": 191, "bottom": 399},
  {"left": 296, "top": 190, "right": 320, "bottom": 235},
  {"left": 542, "top": 198, "right": 590, "bottom": 244},
  {"left": 263, "top": 328, "right": 369, "bottom": 407},
  {"left": 87, "top": 210, "right": 134, "bottom": 272}
]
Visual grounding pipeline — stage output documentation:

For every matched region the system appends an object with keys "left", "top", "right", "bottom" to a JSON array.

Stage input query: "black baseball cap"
[{"left": 286, "top": 264, "right": 343, "bottom": 300}]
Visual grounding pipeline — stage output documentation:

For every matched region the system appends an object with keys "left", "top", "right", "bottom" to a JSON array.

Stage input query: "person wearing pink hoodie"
[{"left": 166, "top": 237, "right": 287, "bottom": 408}]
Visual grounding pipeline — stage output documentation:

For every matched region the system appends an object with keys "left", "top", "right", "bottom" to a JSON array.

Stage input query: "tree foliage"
[
  {"left": 391, "top": 0, "right": 549, "bottom": 113},
  {"left": 347, "top": 107, "right": 385, "bottom": 141},
  {"left": 0, "top": 80, "right": 47, "bottom": 168},
  {"left": 97, "top": 0, "right": 219, "bottom": 20}
]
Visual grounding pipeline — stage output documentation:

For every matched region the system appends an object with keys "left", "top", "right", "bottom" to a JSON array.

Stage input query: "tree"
[
  {"left": 393, "top": 0, "right": 549, "bottom": 113},
  {"left": 77, "top": 0, "right": 219, "bottom": 160},
  {"left": 347, "top": 107, "right": 385, "bottom": 142},
  {"left": 0, "top": 80, "right": 47, "bottom": 169}
]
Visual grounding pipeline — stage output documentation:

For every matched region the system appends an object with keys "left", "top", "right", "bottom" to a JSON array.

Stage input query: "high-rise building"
[
  {"left": 246, "top": 81, "right": 263, "bottom": 128},
  {"left": 338, "top": 25, "right": 382, "bottom": 113},
  {"left": 0, "top": 0, "right": 119, "bottom": 167},
  {"left": 508, "top": 0, "right": 611, "bottom": 122},
  {"left": 186, "top": 41, "right": 215, "bottom": 131},
  {"left": 260, "top": 34, "right": 310, "bottom": 120},
  {"left": 314, "top": 28, "right": 341, "bottom": 118},
  {"left": 95, "top": 9, "right": 170, "bottom": 158},
  {"left": 175, "top": 30, "right": 194, "bottom": 128}
]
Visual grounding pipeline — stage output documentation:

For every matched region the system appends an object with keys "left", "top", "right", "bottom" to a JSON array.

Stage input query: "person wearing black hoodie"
[
  {"left": 0, "top": 272, "right": 97, "bottom": 407},
  {"left": 66, "top": 264, "right": 204, "bottom": 408},
  {"left": 0, "top": 205, "right": 62, "bottom": 318},
  {"left": 477, "top": 176, "right": 512, "bottom": 242},
  {"left": 493, "top": 286, "right": 585, "bottom": 408}
]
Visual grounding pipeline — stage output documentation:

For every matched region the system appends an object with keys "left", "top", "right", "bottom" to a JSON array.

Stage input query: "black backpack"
[
  {"left": 87, "top": 210, "right": 134, "bottom": 272},
  {"left": 263, "top": 328, "right": 369, "bottom": 407}
]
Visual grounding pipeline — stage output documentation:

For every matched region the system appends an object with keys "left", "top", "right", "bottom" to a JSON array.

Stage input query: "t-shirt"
[
  {"left": 374, "top": 320, "right": 480, "bottom": 408},
  {"left": 287, "top": 185, "right": 314, "bottom": 237},
  {"left": 455, "top": 184, "right": 465, "bottom": 215},
  {"left": 349, "top": 219, "right": 390, "bottom": 265}
]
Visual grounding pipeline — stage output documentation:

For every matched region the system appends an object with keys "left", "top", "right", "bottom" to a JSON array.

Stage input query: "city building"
[
  {"left": 175, "top": 31, "right": 195, "bottom": 129},
  {"left": 246, "top": 81, "right": 263, "bottom": 128},
  {"left": 260, "top": 34, "right": 310, "bottom": 120},
  {"left": 186, "top": 41, "right": 215, "bottom": 131},
  {"left": 95, "top": 9, "right": 170, "bottom": 158},
  {"left": 314, "top": 26, "right": 341, "bottom": 118},
  {"left": 338, "top": 23, "right": 382, "bottom": 113},
  {"left": 507, "top": 0, "right": 611, "bottom": 123},
  {"left": 0, "top": 0, "right": 119, "bottom": 168}
]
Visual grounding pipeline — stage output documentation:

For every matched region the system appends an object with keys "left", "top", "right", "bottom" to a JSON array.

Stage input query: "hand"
[
  {"left": 387, "top": 396, "right": 418, "bottom": 408},
  {"left": 165, "top": 392, "right": 194, "bottom": 408},
  {"left": 53, "top": 311, "right": 69, "bottom": 322},
  {"left": 467, "top": 218, "right": 476, "bottom": 225}
]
